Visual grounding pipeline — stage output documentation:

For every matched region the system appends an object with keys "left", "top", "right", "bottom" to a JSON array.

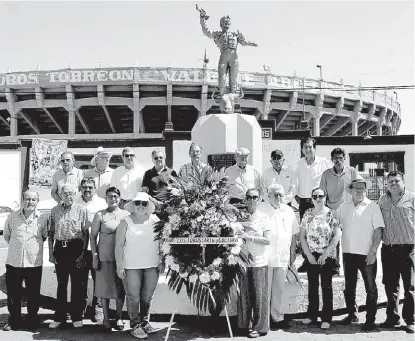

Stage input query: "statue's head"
[{"left": 220, "top": 16, "right": 231, "bottom": 30}]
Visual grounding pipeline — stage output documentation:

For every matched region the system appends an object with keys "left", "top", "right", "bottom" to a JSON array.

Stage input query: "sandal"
[{"left": 115, "top": 319, "right": 124, "bottom": 331}]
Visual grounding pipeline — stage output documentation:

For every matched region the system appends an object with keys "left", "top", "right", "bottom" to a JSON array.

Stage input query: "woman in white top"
[
  {"left": 115, "top": 192, "right": 162, "bottom": 340},
  {"left": 300, "top": 187, "right": 342, "bottom": 330}
]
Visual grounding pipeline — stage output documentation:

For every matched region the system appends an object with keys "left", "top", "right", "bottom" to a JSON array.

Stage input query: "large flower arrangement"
[{"left": 153, "top": 169, "right": 251, "bottom": 314}]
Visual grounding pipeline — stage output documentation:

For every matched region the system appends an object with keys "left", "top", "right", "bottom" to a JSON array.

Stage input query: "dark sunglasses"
[
  {"left": 312, "top": 194, "right": 325, "bottom": 200},
  {"left": 61, "top": 158, "right": 72, "bottom": 162},
  {"left": 246, "top": 195, "right": 259, "bottom": 201},
  {"left": 134, "top": 200, "right": 148, "bottom": 207},
  {"left": 124, "top": 154, "right": 135, "bottom": 158},
  {"left": 82, "top": 186, "right": 95, "bottom": 190},
  {"left": 154, "top": 156, "right": 164, "bottom": 160},
  {"left": 271, "top": 156, "right": 282, "bottom": 160}
]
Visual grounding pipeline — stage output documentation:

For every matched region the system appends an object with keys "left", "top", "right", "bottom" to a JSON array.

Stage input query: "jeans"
[
  {"left": 6, "top": 265, "right": 42, "bottom": 325},
  {"left": 381, "top": 244, "right": 414, "bottom": 325},
  {"left": 343, "top": 253, "right": 378, "bottom": 323},
  {"left": 123, "top": 268, "right": 159, "bottom": 328},
  {"left": 305, "top": 253, "right": 335, "bottom": 322}
]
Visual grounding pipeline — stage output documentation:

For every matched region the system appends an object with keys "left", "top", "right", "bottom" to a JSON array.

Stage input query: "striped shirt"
[
  {"left": 178, "top": 162, "right": 212, "bottom": 182},
  {"left": 49, "top": 202, "right": 89, "bottom": 241},
  {"left": 4, "top": 209, "right": 48, "bottom": 267},
  {"left": 379, "top": 190, "right": 414, "bottom": 245}
]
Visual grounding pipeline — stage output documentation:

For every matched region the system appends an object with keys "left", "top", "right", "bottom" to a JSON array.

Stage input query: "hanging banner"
[{"left": 29, "top": 138, "right": 68, "bottom": 188}]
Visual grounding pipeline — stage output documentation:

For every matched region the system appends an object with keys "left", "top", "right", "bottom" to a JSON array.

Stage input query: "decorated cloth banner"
[
  {"left": 165, "top": 237, "right": 239, "bottom": 244},
  {"left": 29, "top": 138, "right": 68, "bottom": 188}
]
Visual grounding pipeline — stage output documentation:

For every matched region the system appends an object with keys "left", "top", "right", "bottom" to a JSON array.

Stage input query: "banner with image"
[{"left": 29, "top": 138, "right": 68, "bottom": 188}]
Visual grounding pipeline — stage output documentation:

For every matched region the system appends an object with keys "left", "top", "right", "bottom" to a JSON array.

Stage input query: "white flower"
[
  {"left": 211, "top": 271, "right": 221, "bottom": 281},
  {"left": 170, "top": 263, "right": 180, "bottom": 272},
  {"left": 231, "top": 245, "right": 241, "bottom": 255},
  {"left": 199, "top": 272, "right": 211, "bottom": 284},
  {"left": 180, "top": 271, "right": 189, "bottom": 278},
  {"left": 161, "top": 243, "right": 171, "bottom": 255},
  {"left": 171, "top": 188, "right": 181, "bottom": 196},
  {"left": 212, "top": 257, "right": 222, "bottom": 267},
  {"left": 169, "top": 214, "right": 181, "bottom": 226},
  {"left": 165, "top": 255, "right": 175, "bottom": 267},
  {"left": 196, "top": 215, "right": 203, "bottom": 222},
  {"left": 189, "top": 274, "right": 198, "bottom": 283},
  {"left": 227, "top": 254, "right": 237, "bottom": 265},
  {"left": 165, "top": 223, "right": 172, "bottom": 231}
]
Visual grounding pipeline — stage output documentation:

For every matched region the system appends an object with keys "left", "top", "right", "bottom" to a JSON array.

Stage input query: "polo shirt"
[
  {"left": 337, "top": 198, "right": 385, "bottom": 255},
  {"left": 261, "top": 166, "right": 295, "bottom": 204},
  {"left": 84, "top": 167, "right": 114, "bottom": 199},
  {"left": 320, "top": 166, "right": 359, "bottom": 209},
  {"left": 225, "top": 164, "right": 261, "bottom": 200},
  {"left": 51, "top": 167, "right": 84, "bottom": 201},
  {"left": 110, "top": 164, "right": 145, "bottom": 200},
  {"left": 378, "top": 190, "right": 414, "bottom": 245},
  {"left": 293, "top": 156, "right": 332, "bottom": 199},
  {"left": 142, "top": 166, "right": 178, "bottom": 197}
]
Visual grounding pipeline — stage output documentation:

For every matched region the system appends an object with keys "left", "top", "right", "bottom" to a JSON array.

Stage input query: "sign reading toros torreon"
[{"left": 165, "top": 237, "right": 239, "bottom": 244}]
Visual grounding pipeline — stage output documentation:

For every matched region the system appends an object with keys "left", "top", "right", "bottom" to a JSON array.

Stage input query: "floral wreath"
[{"left": 153, "top": 169, "right": 251, "bottom": 314}]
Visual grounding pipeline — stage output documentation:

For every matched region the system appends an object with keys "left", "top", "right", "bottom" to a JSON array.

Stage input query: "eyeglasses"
[
  {"left": 154, "top": 156, "right": 164, "bottom": 160},
  {"left": 124, "top": 154, "right": 135, "bottom": 158},
  {"left": 271, "top": 156, "right": 282, "bottom": 160},
  {"left": 107, "top": 195, "right": 120, "bottom": 199},
  {"left": 61, "top": 192, "right": 75, "bottom": 197},
  {"left": 312, "top": 194, "right": 325, "bottom": 200},
  {"left": 81, "top": 186, "right": 95, "bottom": 190},
  {"left": 273, "top": 193, "right": 284, "bottom": 198},
  {"left": 134, "top": 200, "right": 148, "bottom": 207},
  {"left": 60, "top": 158, "right": 72, "bottom": 163},
  {"left": 351, "top": 186, "right": 366, "bottom": 191},
  {"left": 246, "top": 195, "right": 259, "bottom": 201}
]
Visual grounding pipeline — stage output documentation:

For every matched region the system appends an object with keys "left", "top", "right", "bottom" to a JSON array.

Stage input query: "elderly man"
[
  {"left": 48, "top": 184, "right": 90, "bottom": 329},
  {"left": 225, "top": 147, "right": 261, "bottom": 205},
  {"left": 3, "top": 191, "right": 48, "bottom": 331},
  {"left": 261, "top": 184, "right": 299, "bottom": 330},
  {"left": 51, "top": 151, "right": 84, "bottom": 203},
  {"left": 110, "top": 147, "right": 145, "bottom": 209},
  {"left": 142, "top": 148, "right": 177, "bottom": 197},
  {"left": 378, "top": 171, "right": 414, "bottom": 333},
  {"left": 178, "top": 142, "right": 212, "bottom": 182},
  {"left": 84, "top": 147, "right": 114, "bottom": 199},
  {"left": 75, "top": 177, "right": 106, "bottom": 322},
  {"left": 337, "top": 179, "right": 384, "bottom": 331},
  {"left": 261, "top": 149, "right": 295, "bottom": 205}
]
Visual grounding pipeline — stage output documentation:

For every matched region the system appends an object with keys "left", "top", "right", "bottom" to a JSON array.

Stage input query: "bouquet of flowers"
[{"left": 153, "top": 169, "right": 251, "bottom": 314}]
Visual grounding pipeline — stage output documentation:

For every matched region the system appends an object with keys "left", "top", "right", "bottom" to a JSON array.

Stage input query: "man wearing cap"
[
  {"left": 51, "top": 151, "right": 84, "bottom": 203},
  {"left": 110, "top": 147, "right": 145, "bottom": 209},
  {"left": 84, "top": 147, "right": 114, "bottom": 199},
  {"left": 378, "top": 171, "right": 414, "bottom": 333},
  {"left": 337, "top": 179, "right": 384, "bottom": 331},
  {"left": 261, "top": 149, "right": 295, "bottom": 205},
  {"left": 225, "top": 147, "right": 261, "bottom": 205}
]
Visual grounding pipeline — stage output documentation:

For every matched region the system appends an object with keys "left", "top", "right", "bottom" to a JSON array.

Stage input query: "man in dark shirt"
[{"left": 142, "top": 148, "right": 177, "bottom": 198}]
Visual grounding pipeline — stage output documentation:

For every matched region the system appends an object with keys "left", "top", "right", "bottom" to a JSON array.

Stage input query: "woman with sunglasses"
[
  {"left": 236, "top": 188, "right": 271, "bottom": 338},
  {"left": 90, "top": 187, "right": 129, "bottom": 331},
  {"left": 299, "top": 187, "right": 342, "bottom": 330},
  {"left": 115, "top": 192, "right": 162, "bottom": 339}
]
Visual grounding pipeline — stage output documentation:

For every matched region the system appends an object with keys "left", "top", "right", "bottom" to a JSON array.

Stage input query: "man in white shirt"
[
  {"left": 225, "top": 147, "right": 261, "bottom": 205},
  {"left": 110, "top": 147, "right": 145, "bottom": 208},
  {"left": 260, "top": 184, "right": 299, "bottom": 330},
  {"left": 337, "top": 179, "right": 384, "bottom": 332},
  {"left": 76, "top": 177, "right": 106, "bottom": 323},
  {"left": 84, "top": 147, "right": 114, "bottom": 199},
  {"left": 261, "top": 149, "right": 295, "bottom": 205},
  {"left": 293, "top": 137, "right": 332, "bottom": 219}
]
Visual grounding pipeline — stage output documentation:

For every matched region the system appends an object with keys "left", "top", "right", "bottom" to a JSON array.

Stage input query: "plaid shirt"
[
  {"left": 178, "top": 162, "right": 211, "bottom": 182},
  {"left": 49, "top": 202, "right": 89, "bottom": 241},
  {"left": 4, "top": 209, "right": 48, "bottom": 267}
]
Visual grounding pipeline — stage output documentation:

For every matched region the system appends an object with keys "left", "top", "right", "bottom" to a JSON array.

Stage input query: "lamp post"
[
  {"left": 393, "top": 91, "right": 398, "bottom": 101},
  {"left": 316, "top": 65, "right": 323, "bottom": 80}
]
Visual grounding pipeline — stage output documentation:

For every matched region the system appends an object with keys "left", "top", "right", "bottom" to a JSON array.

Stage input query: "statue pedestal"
[{"left": 191, "top": 114, "right": 263, "bottom": 172}]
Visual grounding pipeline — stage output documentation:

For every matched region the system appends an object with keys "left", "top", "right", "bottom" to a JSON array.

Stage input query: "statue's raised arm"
[
  {"left": 196, "top": 4, "right": 213, "bottom": 39},
  {"left": 237, "top": 30, "right": 258, "bottom": 47}
]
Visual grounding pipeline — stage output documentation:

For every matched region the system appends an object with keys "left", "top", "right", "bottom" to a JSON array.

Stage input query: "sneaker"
[
  {"left": 248, "top": 330, "right": 259, "bottom": 338},
  {"left": 361, "top": 322, "right": 377, "bottom": 332},
  {"left": 340, "top": 314, "right": 359, "bottom": 325},
  {"left": 3, "top": 323, "right": 13, "bottom": 331},
  {"left": 302, "top": 318, "right": 317, "bottom": 325},
  {"left": 379, "top": 319, "right": 401, "bottom": 328},
  {"left": 130, "top": 325, "right": 148, "bottom": 339},
  {"left": 73, "top": 321, "right": 83, "bottom": 328},
  {"left": 94, "top": 307, "right": 103, "bottom": 323},
  {"left": 321, "top": 322, "right": 331, "bottom": 330},
  {"left": 406, "top": 324, "right": 415, "bottom": 334},
  {"left": 142, "top": 322, "right": 158, "bottom": 334},
  {"left": 49, "top": 321, "right": 62, "bottom": 329}
]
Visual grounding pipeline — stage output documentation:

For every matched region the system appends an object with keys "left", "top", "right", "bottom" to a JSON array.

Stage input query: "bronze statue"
[{"left": 197, "top": 5, "right": 258, "bottom": 97}]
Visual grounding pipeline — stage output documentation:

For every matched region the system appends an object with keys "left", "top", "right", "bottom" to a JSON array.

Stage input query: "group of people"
[{"left": 2, "top": 137, "right": 414, "bottom": 339}]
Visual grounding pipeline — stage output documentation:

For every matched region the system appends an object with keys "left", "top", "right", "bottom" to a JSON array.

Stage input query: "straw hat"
[
  {"left": 91, "top": 147, "right": 112, "bottom": 167},
  {"left": 345, "top": 178, "right": 372, "bottom": 194},
  {"left": 124, "top": 192, "right": 155, "bottom": 214}
]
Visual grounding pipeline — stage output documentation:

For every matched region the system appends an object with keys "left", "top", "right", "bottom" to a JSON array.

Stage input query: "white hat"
[
  {"left": 91, "top": 147, "right": 112, "bottom": 167},
  {"left": 345, "top": 177, "right": 372, "bottom": 194},
  {"left": 124, "top": 192, "right": 155, "bottom": 214}
]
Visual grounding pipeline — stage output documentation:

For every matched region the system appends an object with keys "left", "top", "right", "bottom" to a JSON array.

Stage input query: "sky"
[{"left": 1, "top": 0, "right": 413, "bottom": 134}]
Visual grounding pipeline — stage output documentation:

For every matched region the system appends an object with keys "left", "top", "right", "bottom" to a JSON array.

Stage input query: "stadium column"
[
  {"left": 390, "top": 115, "right": 398, "bottom": 136},
  {"left": 66, "top": 85, "right": 76, "bottom": 135},
  {"left": 131, "top": 83, "right": 145, "bottom": 134},
  {"left": 200, "top": 84, "right": 208, "bottom": 117},
  {"left": 166, "top": 83, "right": 173, "bottom": 130},
  {"left": 377, "top": 107, "right": 387, "bottom": 136},
  {"left": 350, "top": 100, "right": 362, "bottom": 136},
  {"left": 5, "top": 88, "right": 19, "bottom": 136},
  {"left": 311, "top": 93, "right": 324, "bottom": 136},
  {"left": 262, "top": 89, "right": 271, "bottom": 120}
]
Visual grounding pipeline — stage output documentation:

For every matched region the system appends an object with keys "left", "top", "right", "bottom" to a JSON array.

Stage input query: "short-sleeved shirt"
[
  {"left": 83, "top": 167, "right": 114, "bottom": 199},
  {"left": 240, "top": 211, "right": 271, "bottom": 267},
  {"left": 261, "top": 166, "right": 295, "bottom": 204},
  {"left": 225, "top": 164, "right": 262, "bottom": 200},
  {"left": 110, "top": 164, "right": 145, "bottom": 200},
  {"left": 320, "top": 166, "right": 359, "bottom": 209},
  {"left": 337, "top": 198, "right": 385, "bottom": 255},
  {"left": 51, "top": 168, "right": 84, "bottom": 200},
  {"left": 4, "top": 209, "right": 48, "bottom": 267},
  {"left": 49, "top": 202, "right": 89, "bottom": 241},
  {"left": 300, "top": 208, "right": 342, "bottom": 258},
  {"left": 142, "top": 166, "right": 178, "bottom": 197},
  {"left": 178, "top": 162, "right": 211, "bottom": 182},
  {"left": 378, "top": 190, "right": 414, "bottom": 245},
  {"left": 261, "top": 203, "right": 299, "bottom": 268}
]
